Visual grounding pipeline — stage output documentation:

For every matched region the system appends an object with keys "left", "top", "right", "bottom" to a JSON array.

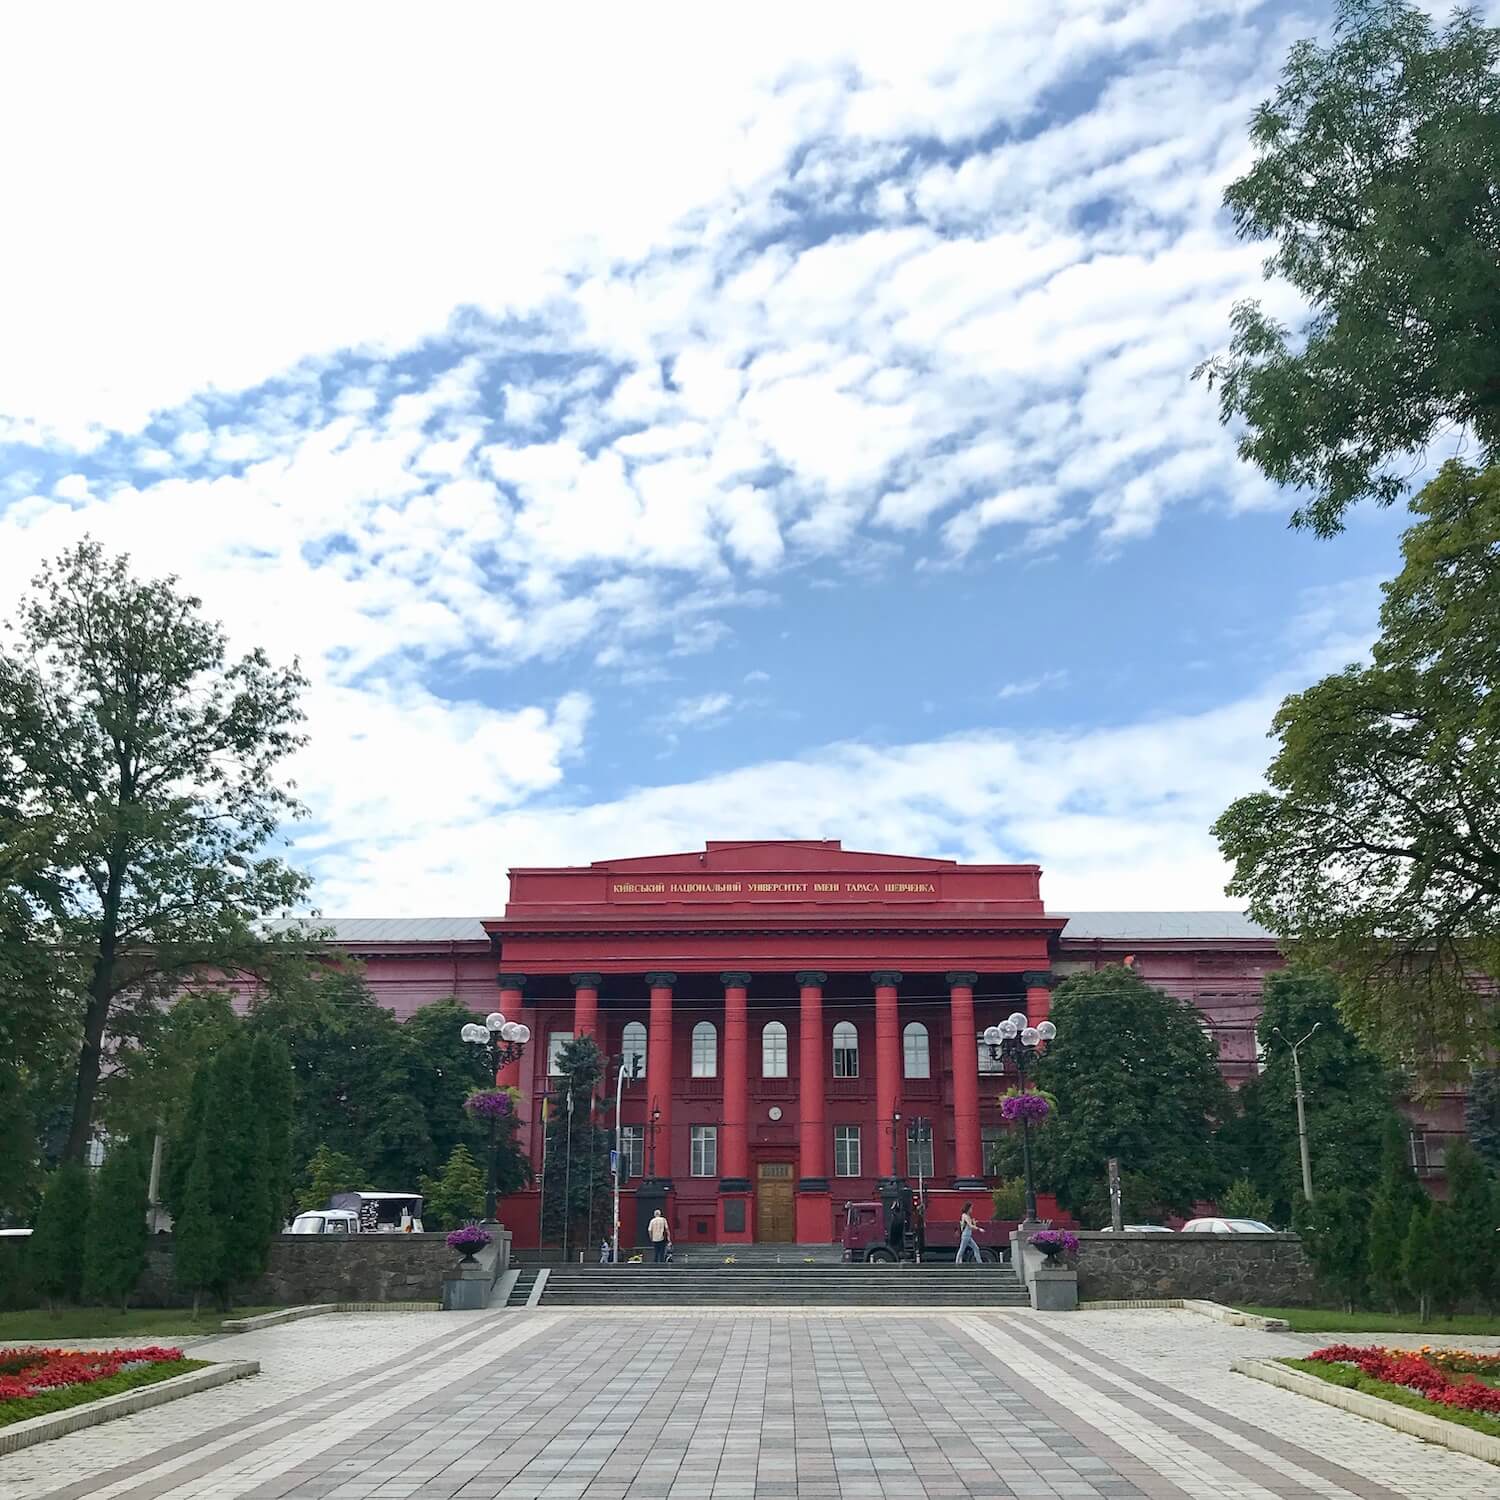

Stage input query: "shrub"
[
  {"left": 81, "top": 1141, "right": 149, "bottom": 1309},
  {"left": 28, "top": 1163, "right": 92, "bottom": 1308}
]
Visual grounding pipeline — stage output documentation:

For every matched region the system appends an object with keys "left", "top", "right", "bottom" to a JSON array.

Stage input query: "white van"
[{"left": 288, "top": 1209, "right": 360, "bottom": 1234}]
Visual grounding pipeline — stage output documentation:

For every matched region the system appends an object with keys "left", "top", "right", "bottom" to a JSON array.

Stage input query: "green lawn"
[
  {"left": 1244, "top": 1307, "right": 1500, "bottom": 1336},
  {"left": 0, "top": 1358, "right": 209, "bottom": 1428},
  {"left": 1280, "top": 1357, "right": 1500, "bottom": 1441},
  {"left": 0, "top": 1307, "right": 287, "bottom": 1342}
]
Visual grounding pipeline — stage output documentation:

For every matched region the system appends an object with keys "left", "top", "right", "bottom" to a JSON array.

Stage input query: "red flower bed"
[
  {"left": 0, "top": 1346, "right": 185, "bottom": 1401},
  {"left": 1308, "top": 1344, "right": 1500, "bottom": 1415}
]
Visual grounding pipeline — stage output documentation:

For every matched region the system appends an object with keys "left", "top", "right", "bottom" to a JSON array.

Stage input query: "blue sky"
[{"left": 0, "top": 3, "right": 1459, "bottom": 914}]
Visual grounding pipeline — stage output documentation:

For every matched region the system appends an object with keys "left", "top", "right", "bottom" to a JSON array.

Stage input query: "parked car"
[
  {"left": 1179, "top": 1216, "right": 1276, "bottom": 1233},
  {"left": 288, "top": 1209, "right": 360, "bottom": 1235},
  {"left": 1099, "top": 1224, "right": 1174, "bottom": 1232}
]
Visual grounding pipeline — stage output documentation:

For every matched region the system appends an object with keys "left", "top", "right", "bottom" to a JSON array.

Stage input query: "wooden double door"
[{"left": 755, "top": 1161, "right": 795, "bottom": 1242}]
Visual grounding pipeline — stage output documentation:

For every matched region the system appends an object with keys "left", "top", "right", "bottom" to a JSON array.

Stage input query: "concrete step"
[{"left": 506, "top": 1268, "right": 538, "bottom": 1307}]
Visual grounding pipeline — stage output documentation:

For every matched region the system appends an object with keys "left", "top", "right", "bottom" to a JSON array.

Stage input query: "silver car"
[{"left": 1179, "top": 1216, "right": 1276, "bottom": 1233}]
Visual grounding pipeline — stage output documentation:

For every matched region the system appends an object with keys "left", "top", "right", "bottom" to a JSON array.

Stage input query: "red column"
[
  {"left": 872, "top": 970, "right": 903, "bottom": 1180},
  {"left": 645, "top": 972, "right": 675, "bottom": 1181},
  {"left": 947, "top": 971, "right": 985, "bottom": 1186},
  {"left": 796, "top": 971, "right": 828, "bottom": 1186},
  {"left": 1023, "top": 970, "right": 1055, "bottom": 1027},
  {"left": 720, "top": 972, "right": 750, "bottom": 1186},
  {"left": 496, "top": 974, "right": 526, "bottom": 1088},
  {"left": 571, "top": 972, "right": 600, "bottom": 1043}
]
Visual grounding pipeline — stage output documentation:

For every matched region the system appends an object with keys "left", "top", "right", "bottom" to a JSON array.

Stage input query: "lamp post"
[
  {"left": 1272, "top": 1023, "right": 1320, "bottom": 1203},
  {"left": 460, "top": 1013, "right": 531, "bottom": 1221},
  {"left": 646, "top": 1103, "right": 662, "bottom": 1179},
  {"left": 984, "top": 1012, "right": 1058, "bottom": 1227},
  {"left": 611, "top": 1053, "right": 642, "bottom": 1266}
]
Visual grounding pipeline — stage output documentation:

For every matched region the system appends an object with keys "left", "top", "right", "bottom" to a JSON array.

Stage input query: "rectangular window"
[
  {"left": 981, "top": 1126, "right": 1005, "bottom": 1175},
  {"left": 834, "top": 1125, "right": 862, "bottom": 1178},
  {"left": 978, "top": 1035, "right": 1005, "bottom": 1074},
  {"left": 619, "top": 1124, "right": 644, "bottom": 1178},
  {"left": 548, "top": 1031, "right": 574, "bottom": 1076},
  {"left": 906, "top": 1122, "right": 934, "bottom": 1179},
  {"left": 690, "top": 1125, "right": 718, "bottom": 1178}
]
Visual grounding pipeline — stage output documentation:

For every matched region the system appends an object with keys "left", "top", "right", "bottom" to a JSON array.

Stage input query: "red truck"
[{"left": 839, "top": 1194, "right": 1015, "bottom": 1264}]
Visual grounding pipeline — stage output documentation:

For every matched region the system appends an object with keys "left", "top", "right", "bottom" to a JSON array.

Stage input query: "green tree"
[
  {"left": 397, "top": 1000, "right": 497, "bottom": 1169},
  {"left": 29, "top": 1162, "right": 92, "bottom": 1308},
  {"left": 251, "top": 1033, "right": 295, "bottom": 1242},
  {"left": 1368, "top": 1117, "right": 1426, "bottom": 1310},
  {"left": 173, "top": 1133, "right": 225, "bottom": 1316},
  {"left": 1197, "top": 1, "right": 1500, "bottom": 536},
  {"left": 1401, "top": 1197, "right": 1441, "bottom": 1322},
  {"left": 539, "top": 1037, "right": 612, "bottom": 1248},
  {"left": 1215, "top": 465, "right": 1500, "bottom": 1069},
  {"left": 1465, "top": 1069, "right": 1500, "bottom": 1171},
  {"left": 418, "top": 1145, "right": 485, "bottom": 1230},
  {"left": 1220, "top": 1178, "right": 1275, "bottom": 1224},
  {"left": 82, "top": 1140, "right": 149, "bottom": 1308},
  {"left": 1239, "top": 971, "right": 1399, "bottom": 1224},
  {"left": 296, "top": 1145, "right": 370, "bottom": 1213},
  {"left": 995, "top": 967, "right": 1229, "bottom": 1220},
  {"left": 1444, "top": 1137, "right": 1497, "bottom": 1309},
  {"left": 1297, "top": 1188, "right": 1370, "bottom": 1311},
  {"left": 0, "top": 538, "right": 312, "bottom": 1162}
]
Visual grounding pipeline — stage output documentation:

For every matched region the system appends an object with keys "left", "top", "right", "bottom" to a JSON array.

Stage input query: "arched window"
[
  {"left": 692, "top": 1020, "right": 718, "bottom": 1078},
  {"left": 903, "top": 1021, "right": 930, "bottom": 1079},
  {"left": 832, "top": 1021, "right": 859, "bottom": 1078},
  {"left": 622, "top": 1021, "right": 647, "bottom": 1078},
  {"left": 762, "top": 1021, "right": 788, "bottom": 1078}
]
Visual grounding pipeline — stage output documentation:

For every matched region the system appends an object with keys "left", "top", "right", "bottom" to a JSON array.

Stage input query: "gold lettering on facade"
[{"left": 611, "top": 876, "right": 938, "bottom": 896}]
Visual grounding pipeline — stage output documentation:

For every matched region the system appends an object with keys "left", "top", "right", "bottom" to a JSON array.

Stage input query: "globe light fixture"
[
  {"left": 984, "top": 1004, "right": 1060, "bottom": 1228},
  {"left": 459, "top": 1010, "right": 531, "bottom": 1221},
  {"left": 485, "top": 1011, "right": 506, "bottom": 1031}
]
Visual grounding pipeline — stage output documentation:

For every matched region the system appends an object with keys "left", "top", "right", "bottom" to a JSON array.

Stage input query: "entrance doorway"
[{"left": 756, "top": 1162, "right": 795, "bottom": 1241}]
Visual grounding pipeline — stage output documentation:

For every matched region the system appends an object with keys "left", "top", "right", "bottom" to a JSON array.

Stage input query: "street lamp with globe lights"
[
  {"left": 461, "top": 1013, "right": 531, "bottom": 1221},
  {"left": 984, "top": 1013, "right": 1058, "bottom": 1227}
]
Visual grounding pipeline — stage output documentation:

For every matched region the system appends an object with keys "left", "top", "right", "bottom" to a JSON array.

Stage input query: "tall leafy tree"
[
  {"left": 539, "top": 1037, "right": 612, "bottom": 1248},
  {"left": 398, "top": 999, "right": 500, "bottom": 1170},
  {"left": 1233, "top": 971, "right": 1400, "bottom": 1224},
  {"left": 82, "top": 1139, "right": 150, "bottom": 1309},
  {"left": 0, "top": 538, "right": 311, "bottom": 1161},
  {"left": 1215, "top": 463, "right": 1500, "bottom": 1068},
  {"left": 1006, "top": 967, "right": 1229, "bottom": 1220},
  {"left": 1197, "top": 1, "right": 1500, "bottom": 536}
]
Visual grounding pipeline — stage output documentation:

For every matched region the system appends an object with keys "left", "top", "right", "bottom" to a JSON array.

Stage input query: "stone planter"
[{"left": 1029, "top": 1264, "right": 1078, "bottom": 1312}]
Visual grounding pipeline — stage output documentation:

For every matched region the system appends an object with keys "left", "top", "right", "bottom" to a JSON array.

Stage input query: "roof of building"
[
  {"left": 1057, "top": 911, "right": 1272, "bottom": 940},
  {"left": 276, "top": 911, "right": 1272, "bottom": 945}
]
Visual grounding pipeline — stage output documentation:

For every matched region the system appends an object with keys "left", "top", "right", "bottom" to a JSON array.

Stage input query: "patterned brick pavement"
[{"left": 2, "top": 1308, "right": 1496, "bottom": 1499}]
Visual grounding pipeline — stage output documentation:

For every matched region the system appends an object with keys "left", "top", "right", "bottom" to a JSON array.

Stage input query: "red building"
[{"left": 318, "top": 839, "right": 1468, "bottom": 1245}]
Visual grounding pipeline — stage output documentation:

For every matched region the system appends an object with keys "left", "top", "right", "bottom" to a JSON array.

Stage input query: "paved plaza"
[{"left": 3, "top": 1308, "right": 1497, "bottom": 1500}]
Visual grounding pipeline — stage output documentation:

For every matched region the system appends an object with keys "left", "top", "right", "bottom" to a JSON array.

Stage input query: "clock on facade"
[{"left": 767, "top": 1106, "right": 783, "bottom": 1121}]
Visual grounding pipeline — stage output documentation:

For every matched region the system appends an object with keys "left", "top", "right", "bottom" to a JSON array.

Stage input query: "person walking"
[
  {"left": 600, "top": 1237, "right": 612, "bottom": 1265},
  {"left": 647, "top": 1208, "right": 671, "bottom": 1264},
  {"left": 957, "top": 1201, "right": 985, "bottom": 1264}
]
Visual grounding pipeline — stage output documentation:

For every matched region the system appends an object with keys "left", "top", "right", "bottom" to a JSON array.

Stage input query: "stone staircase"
[
  {"left": 535, "top": 1262, "right": 1029, "bottom": 1308},
  {"left": 505, "top": 1267, "right": 540, "bottom": 1306}
]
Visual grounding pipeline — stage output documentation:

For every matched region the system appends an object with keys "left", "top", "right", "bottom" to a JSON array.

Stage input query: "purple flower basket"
[
  {"left": 1000, "top": 1092, "right": 1050, "bottom": 1124},
  {"left": 464, "top": 1089, "right": 514, "bottom": 1121},
  {"left": 1031, "top": 1229, "right": 1078, "bottom": 1262},
  {"left": 447, "top": 1224, "right": 492, "bottom": 1261}
]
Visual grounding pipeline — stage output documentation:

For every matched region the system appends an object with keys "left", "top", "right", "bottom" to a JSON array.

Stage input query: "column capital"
[
  {"left": 870, "top": 970, "right": 903, "bottom": 988},
  {"left": 1021, "top": 970, "right": 1057, "bottom": 989},
  {"left": 569, "top": 972, "right": 602, "bottom": 989},
  {"left": 795, "top": 970, "right": 827, "bottom": 987},
  {"left": 720, "top": 971, "right": 752, "bottom": 988},
  {"left": 644, "top": 971, "right": 677, "bottom": 989},
  {"left": 497, "top": 973, "right": 527, "bottom": 989},
  {"left": 945, "top": 971, "right": 979, "bottom": 988}
]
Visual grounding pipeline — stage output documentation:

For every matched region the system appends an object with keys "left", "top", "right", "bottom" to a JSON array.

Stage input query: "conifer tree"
[
  {"left": 28, "top": 1161, "right": 92, "bottom": 1307},
  {"left": 1295, "top": 1188, "right": 1368, "bottom": 1312},
  {"left": 296, "top": 1145, "right": 369, "bottom": 1213},
  {"left": 1368, "top": 1118, "right": 1424, "bottom": 1311},
  {"left": 1401, "top": 1197, "right": 1437, "bottom": 1324},
  {"left": 418, "top": 1145, "right": 486, "bottom": 1230},
  {"left": 82, "top": 1139, "right": 149, "bottom": 1308},
  {"left": 1443, "top": 1138, "right": 1497, "bottom": 1310},
  {"left": 216, "top": 1038, "right": 268, "bottom": 1289},
  {"left": 252, "top": 1033, "right": 295, "bottom": 1242},
  {"left": 173, "top": 1133, "right": 224, "bottom": 1316}
]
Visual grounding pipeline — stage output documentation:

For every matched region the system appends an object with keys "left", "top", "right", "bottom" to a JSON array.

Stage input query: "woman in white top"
[{"left": 957, "top": 1201, "right": 984, "bottom": 1264}]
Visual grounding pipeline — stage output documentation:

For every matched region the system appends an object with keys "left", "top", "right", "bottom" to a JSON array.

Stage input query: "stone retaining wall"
[
  {"left": 134, "top": 1233, "right": 457, "bottom": 1307},
  {"left": 1075, "top": 1231, "right": 1318, "bottom": 1306}
]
